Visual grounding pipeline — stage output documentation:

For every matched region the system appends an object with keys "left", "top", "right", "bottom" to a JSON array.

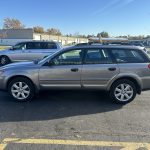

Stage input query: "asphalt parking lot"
[{"left": 0, "top": 90, "right": 150, "bottom": 150}]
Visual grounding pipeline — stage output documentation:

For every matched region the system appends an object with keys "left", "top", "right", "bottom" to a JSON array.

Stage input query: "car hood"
[
  {"left": 0, "top": 49, "right": 11, "bottom": 54},
  {"left": 1, "top": 61, "right": 36, "bottom": 70}
]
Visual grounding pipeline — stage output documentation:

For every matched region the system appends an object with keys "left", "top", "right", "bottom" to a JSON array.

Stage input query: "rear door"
[
  {"left": 8, "top": 42, "right": 28, "bottom": 62},
  {"left": 81, "top": 48, "right": 119, "bottom": 89},
  {"left": 25, "top": 42, "right": 44, "bottom": 61}
]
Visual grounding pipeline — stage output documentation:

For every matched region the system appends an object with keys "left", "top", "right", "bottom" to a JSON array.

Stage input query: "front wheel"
[
  {"left": 110, "top": 79, "right": 137, "bottom": 104},
  {"left": 8, "top": 77, "right": 35, "bottom": 102}
]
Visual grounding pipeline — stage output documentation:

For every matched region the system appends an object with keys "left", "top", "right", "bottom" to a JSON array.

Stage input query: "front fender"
[{"left": 3, "top": 69, "right": 40, "bottom": 91}]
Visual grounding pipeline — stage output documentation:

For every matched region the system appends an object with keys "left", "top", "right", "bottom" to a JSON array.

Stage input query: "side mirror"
[
  {"left": 10, "top": 47, "right": 14, "bottom": 50},
  {"left": 33, "top": 59, "right": 40, "bottom": 64},
  {"left": 43, "top": 60, "right": 54, "bottom": 66},
  {"left": 48, "top": 60, "right": 54, "bottom": 66},
  {"left": 22, "top": 47, "right": 25, "bottom": 50}
]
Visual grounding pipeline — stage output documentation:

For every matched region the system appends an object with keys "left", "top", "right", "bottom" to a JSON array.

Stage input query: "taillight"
[{"left": 148, "top": 64, "right": 150, "bottom": 69}]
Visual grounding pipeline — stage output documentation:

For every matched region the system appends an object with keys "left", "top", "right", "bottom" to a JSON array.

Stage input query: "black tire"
[
  {"left": 8, "top": 77, "right": 35, "bottom": 102},
  {"left": 110, "top": 79, "right": 137, "bottom": 104},
  {"left": 0, "top": 56, "right": 11, "bottom": 66}
]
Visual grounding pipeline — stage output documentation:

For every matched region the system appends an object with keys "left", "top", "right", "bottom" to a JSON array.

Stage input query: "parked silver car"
[
  {"left": 0, "top": 45, "right": 150, "bottom": 104},
  {"left": 0, "top": 41, "right": 62, "bottom": 65}
]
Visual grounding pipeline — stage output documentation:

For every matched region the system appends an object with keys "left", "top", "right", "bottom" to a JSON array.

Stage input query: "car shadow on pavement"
[{"left": 0, "top": 90, "right": 123, "bottom": 122}]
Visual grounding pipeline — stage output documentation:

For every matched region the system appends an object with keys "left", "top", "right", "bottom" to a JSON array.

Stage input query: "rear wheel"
[
  {"left": 110, "top": 79, "right": 137, "bottom": 104},
  {"left": 8, "top": 77, "right": 35, "bottom": 102},
  {"left": 0, "top": 56, "right": 11, "bottom": 66}
]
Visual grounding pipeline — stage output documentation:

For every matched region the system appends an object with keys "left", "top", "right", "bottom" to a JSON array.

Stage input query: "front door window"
[
  {"left": 13, "top": 43, "right": 26, "bottom": 50},
  {"left": 52, "top": 50, "right": 82, "bottom": 66}
]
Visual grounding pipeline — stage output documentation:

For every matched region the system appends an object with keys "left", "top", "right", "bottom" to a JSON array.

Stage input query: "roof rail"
[{"left": 75, "top": 42, "right": 132, "bottom": 46}]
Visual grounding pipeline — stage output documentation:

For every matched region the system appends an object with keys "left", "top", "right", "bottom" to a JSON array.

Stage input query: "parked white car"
[{"left": 0, "top": 41, "right": 62, "bottom": 65}]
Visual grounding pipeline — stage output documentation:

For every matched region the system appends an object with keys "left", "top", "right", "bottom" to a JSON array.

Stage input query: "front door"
[
  {"left": 81, "top": 48, "right": 119, "bottom": 89},
  {"left": 9, "top": 42, "right": 28, "bottom": 62},
  {"left": 39, "top": 49, "right": 83, "bottom": 89}
]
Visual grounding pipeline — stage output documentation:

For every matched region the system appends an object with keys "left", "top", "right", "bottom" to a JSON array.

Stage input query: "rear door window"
[
  {"left": 26, "top": 42, "right": 41, "bottom": 50},
  {"left": 41, "top": 42, "right": 57, "bottom": 49},
  {"left": 26, "top": 42, "right": 34, "bottom": 49},
  {"left": 32, "top": 43, "right": 41, "bottom": 49},
  {"left": 111, "top": 49, "right": 149, "bottom": 63},
  {"left": 85, "top": 49, "right": 113, "bottom": 64}
]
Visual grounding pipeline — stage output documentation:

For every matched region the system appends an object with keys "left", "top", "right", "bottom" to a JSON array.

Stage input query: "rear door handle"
[
  {"left": 71, "top": 68, "right": 79, "bottom": 72},
  {"left": 108, "top": 67, "right": 117, "bottom": 71}
]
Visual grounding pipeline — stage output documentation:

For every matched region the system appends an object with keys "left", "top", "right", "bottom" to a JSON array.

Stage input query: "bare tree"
[
  {"left": 47, "top": 28, "right": 62, "bottom": 36},
  {"left": 3, "top": 18, "right": 25, "bottom": 29},
  {"left": 33, "top": 26, "right": 45, "bottom": 33}
]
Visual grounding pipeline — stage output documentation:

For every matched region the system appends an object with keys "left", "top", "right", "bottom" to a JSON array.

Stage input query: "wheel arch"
[
  {"left": 7, "top": 75, "right": 39, "bottom": 93},
  {"left": 108, "top": 76, "right": 142, "bottom": 94},
  {"left": 0, "top": 55, "right": 11, "bottom": 62}
]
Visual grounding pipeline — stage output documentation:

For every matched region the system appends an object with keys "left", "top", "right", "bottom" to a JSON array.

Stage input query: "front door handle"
[
  {"left": 71, "top": 68, "right": 79, "bottom": 72},
  {"left": 108, "top": 67, "right": 117, "bottom": 71}
]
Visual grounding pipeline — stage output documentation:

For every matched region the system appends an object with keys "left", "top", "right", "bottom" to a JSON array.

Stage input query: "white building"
[
  {"left": 0, "top": 29, "right": 88, "bottom": 46},
  {"left": 0, "top": 29, "right": 33, "bottom": 45}
]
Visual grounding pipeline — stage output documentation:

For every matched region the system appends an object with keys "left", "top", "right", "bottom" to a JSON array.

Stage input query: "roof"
[{"left": 16, "top": 40, "right": 57, "bottom": 43}]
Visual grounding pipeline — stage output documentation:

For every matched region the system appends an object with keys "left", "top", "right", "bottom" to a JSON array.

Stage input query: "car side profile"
[
  {"left": 0, "top": 41, "right": 62, "bottom": 65},
  {"left": 0, "top": 45, "right": 150, "bottom": 104}
]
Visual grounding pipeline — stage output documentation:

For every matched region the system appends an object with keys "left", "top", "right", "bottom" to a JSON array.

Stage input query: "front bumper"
[{"left": 0, "top": 76, "right": 7, "bottom": 91}]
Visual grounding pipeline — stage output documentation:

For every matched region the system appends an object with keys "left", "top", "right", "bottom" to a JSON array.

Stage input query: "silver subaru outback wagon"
[
  {"left": 0, "top": 45, "right": 150, "bottom": 104},
  {"left": 0, "top": 41, "right": 62, "bottom": 65}
]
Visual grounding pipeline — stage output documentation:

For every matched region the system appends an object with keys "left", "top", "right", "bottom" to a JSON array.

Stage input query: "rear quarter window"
[{"left": 111, "top": 49, "right": 149, "bottom": 63}]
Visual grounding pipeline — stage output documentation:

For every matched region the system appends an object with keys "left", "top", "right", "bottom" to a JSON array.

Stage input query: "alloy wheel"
[
  {"left": 0, "top": 57, "right": 7, "bottom": 65},
  {"left": 11, "top": 82, "right": 30, "bottom": 100},
  {"left": 114, "top": 83, "right": 133, "bottom": 102}
]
